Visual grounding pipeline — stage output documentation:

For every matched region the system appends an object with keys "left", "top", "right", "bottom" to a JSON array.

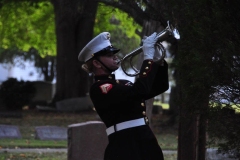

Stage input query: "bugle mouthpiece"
[{"left": 116, "top": 59, "right": 122, "bottom": 65}]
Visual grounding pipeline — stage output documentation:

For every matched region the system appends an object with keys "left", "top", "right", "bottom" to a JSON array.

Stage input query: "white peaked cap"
[{"left": 78, "top": 32, "right": 112, "bottom": 62}]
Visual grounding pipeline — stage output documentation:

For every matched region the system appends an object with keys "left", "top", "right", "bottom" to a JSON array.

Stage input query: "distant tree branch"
[
  {"left": 97, "top": 0, "right": 147, "bottom": 25},
  {"left": 97, "top": 0, "right": 167, "bottom": 27}
]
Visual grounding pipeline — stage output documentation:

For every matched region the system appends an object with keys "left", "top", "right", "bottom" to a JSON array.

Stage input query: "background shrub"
[
  {"left": 0, "top": 78, "right": 36, "bottom": 110},
  {"left": 208, "top": 106, "right": 240, "bottom": 159}
]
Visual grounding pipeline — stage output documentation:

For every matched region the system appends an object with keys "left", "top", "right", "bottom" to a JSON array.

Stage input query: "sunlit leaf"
[{"left": 0, "top": 2, "right": 56, "bottom": 57}]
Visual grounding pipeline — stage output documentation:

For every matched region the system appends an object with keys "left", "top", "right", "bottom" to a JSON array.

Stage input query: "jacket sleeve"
[
  {"left": 144, "top": 60, "right": 169, "bottom": 100},
  {"left": 90, "top": 60, "right": 160, "bottom": 106}
]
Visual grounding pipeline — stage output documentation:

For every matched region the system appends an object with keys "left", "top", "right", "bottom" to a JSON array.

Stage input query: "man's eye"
[{"left": 106, "top": 53, "right": 113, "bottom": 57}]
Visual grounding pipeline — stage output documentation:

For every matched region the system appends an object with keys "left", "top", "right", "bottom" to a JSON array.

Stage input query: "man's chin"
[{"left": 112, "top": 66, "right": 119, "bottom": 71}]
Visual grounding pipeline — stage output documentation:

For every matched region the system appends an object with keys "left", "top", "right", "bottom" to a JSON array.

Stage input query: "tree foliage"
[
  {"left": 0, "top": 1, "right": 55, "bottom": 55},
  {"left": 0, "top": 1, "right": 56, "bottom": 81},
  {"left": 0, "top": 1, "right": 142, "bottom": 81},
  {"left": 95, "top": 3, "right": 142, "bottom": 57},
  {"left": 162, "top": 0, "right": 240, "bottom": 158}
]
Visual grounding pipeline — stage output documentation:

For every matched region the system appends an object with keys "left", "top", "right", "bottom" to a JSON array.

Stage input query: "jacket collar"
[{"left": 94, "top": 74, "right": 116, "bottom": 81}]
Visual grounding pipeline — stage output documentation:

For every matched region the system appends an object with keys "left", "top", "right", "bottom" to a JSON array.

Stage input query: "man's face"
[{"left": 99, "top": 52, "right": 120, "bottom": 71}]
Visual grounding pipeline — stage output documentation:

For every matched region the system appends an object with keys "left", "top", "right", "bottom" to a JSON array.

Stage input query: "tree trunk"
[
  {"left": 168, "top": 86, "right": 179, "bottom": 125},
  {"left": 178, "top": 108, "right": 198, "bottom": 159},
  {"left": 177, "top": 81, "right": 208, "bottom": 160},
  {"left": 146, "top": 98, "right": 154, "bottom": 129},
  {"left": 51, "top": 0, "right": 98, "bottom": 102},
  {"left": 178, "top": 105, "right": 207, "bottom": 160}
]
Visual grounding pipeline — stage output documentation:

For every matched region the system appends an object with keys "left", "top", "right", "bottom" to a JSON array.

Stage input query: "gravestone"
[
  {"left": 56, "top": 96, "right": 93, "bottom": 112},
  {"left": 31, "top": 81, "right": 55, "bottom": 102},
  {"left": 206, "top": 148, "right": 237, "bottom": 160},
  {"left": 36, "top": 105, "right": 56, "bottom": 112},
  {"left": 0, "top": 111, "right": 22, "bottom": 118},
  {"left": 68, "top": 121, "right": 108, "bottom": 160},
  {"left": 35, "top": 126, "right": 67, "bottom": 140},
  {"left": 0, "top": 125, "right": 22, "bottom": 139},
  {"left": 0, "top": 97, "right": 4, "bottom": 109}
]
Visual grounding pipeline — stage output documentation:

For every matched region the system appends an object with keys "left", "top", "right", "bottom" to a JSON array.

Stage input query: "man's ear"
[{"left": 92, "top": 60, "right": 102, "bottom": 68}]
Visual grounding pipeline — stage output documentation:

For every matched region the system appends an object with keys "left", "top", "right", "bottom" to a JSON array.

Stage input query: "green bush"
[{"left": 0, "top": 78, "right": 36, "bottom": 110}]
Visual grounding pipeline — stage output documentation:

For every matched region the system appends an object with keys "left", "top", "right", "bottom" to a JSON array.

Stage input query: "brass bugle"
[{"left": 118, "top": 21, "right": 180, "bottom": 77}]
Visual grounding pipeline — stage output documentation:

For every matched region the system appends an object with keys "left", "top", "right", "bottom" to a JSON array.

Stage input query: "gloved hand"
[{"left": 142, "top": 32, "right": 157, "bottom": 60}]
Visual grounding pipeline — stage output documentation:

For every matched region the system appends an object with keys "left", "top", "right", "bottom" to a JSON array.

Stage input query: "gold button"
[
  {"left": 143, "top": 72, "right": 146, "bottom": 75},
  {"left": 145, "top": 67, "right": 149, "bottom": 70},
  {"left": 148, "top": 61, "right": 152, "bottom": 64},
  {"left": 92, "top": 54, "right": 94, "bottom": 57},
  {"left": 108, "top": 76, "right": 112, "bottom": 79},
  {"left": 116, "top": 80, "right": 119, "bottom": 83},
  {"left": 141, "top": 103, "right": 145, "bottom": 106},
  {"left": 142, "top": 111, "right": 146, "bottom": 115}
]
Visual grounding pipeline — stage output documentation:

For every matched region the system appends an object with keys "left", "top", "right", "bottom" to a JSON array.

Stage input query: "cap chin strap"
[{"left": 95, "top": 57, "right": 114, "bottom": 73}]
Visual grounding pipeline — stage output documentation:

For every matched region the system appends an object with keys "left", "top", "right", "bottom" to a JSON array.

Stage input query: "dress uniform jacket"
[{"left": 90, "top": 59, "right": 169, "bottom": 160}]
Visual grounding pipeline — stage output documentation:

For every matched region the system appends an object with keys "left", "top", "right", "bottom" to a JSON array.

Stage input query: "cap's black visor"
[{"left": 94, "top": 46, "right": 120, "bottom": 57}]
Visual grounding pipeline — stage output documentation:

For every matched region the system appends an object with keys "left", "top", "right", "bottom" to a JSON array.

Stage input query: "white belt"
[{"left": 106, "top": 118, "right": 146, "bottom": 136}]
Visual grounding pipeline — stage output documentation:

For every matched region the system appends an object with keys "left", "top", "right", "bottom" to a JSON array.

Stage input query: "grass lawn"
[
  {"left": 154, "top": 102, "right": 169, "bottom": 110},
  {"left": 0, "top": 109, "right": 178, "bottom": 159},
  {"left": 0, "top": 152, "right": 177, "bottom": 160},
  {"left": 0, "top": 152, "right": 67, "bottom": 160},
  {"left": 0, "top": 139, "right": 67, "bottom": 148}
]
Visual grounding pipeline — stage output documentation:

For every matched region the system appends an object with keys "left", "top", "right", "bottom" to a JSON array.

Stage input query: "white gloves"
[{"left": 142, "top": 32, "right": 157, "bottom": 60}]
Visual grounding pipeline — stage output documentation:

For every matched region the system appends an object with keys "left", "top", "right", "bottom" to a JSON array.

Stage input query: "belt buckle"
[{"left": 114, "top": 124, "right": 117, "bottom": 132}]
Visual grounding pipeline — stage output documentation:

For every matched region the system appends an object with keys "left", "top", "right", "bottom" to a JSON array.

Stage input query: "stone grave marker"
[
  {"left": 206, "top": 148, "right": 237, "bottom": 160},
  {"left": 68, "top": 121, "right": 108, "bottom": 160},
  {"left": 35, "top": 126, "right": 67, "bottom": 140},
  {"left": 56, "top": 96, "right": 94, "bottom": 112},
  {"left": 31, "top": 81, "right": 55, "bottom": 102},
  {"left": 0, "top": 111, "right": 22, "bottom": 118},
  {"left": 0, "top": 125, "right": 22, "bottom": 139}
]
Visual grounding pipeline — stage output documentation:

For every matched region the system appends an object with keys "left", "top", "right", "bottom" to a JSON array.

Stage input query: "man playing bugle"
[{"left": 78, "top": 32, "right": 169, "bottom": 160}]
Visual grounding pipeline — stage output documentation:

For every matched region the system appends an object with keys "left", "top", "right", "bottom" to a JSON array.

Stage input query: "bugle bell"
[{"left": 118, "top": 21, "right": 180, "bottom": 77}]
